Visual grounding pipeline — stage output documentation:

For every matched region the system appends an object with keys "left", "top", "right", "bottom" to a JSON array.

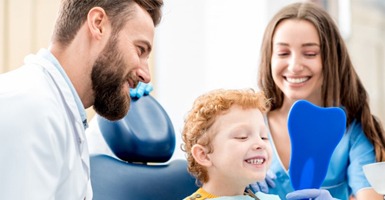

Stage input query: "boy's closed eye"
[
  {"left": 234, "top": 135, "right": 248, "bottom": 140},
  {"left": 261, "top": 136, "right": 269, "bottom": 140}
]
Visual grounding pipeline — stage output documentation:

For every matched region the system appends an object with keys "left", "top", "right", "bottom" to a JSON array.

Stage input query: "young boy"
[
  {"left": 181, "top": 89, "right": 277, "bottom": 199},
  {"left": 181, "top": 89, "right": 336, "bottom": 200}
]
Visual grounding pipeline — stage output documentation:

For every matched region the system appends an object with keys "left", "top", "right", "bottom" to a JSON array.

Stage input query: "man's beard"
[{"left": 91, "top": 36, "right": 135, "bottom": 121}]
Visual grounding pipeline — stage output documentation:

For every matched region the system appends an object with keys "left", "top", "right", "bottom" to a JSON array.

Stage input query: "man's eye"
[{"left": 138, "top": 46, "right": 145, "bottom": 55}]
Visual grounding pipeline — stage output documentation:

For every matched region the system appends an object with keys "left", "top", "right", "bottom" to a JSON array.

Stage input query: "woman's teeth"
[{"left": 286, "top": 77, "right": 309, "bottom": 83}]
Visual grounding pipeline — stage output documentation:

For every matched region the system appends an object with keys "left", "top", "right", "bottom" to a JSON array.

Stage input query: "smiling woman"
[{"left": 255, "top": 2, "right": 385, "bottom": 200}]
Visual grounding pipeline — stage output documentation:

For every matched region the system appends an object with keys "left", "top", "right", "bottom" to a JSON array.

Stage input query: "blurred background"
[{"left": 0, "top": 0, "right": 384, "bottom": 160}]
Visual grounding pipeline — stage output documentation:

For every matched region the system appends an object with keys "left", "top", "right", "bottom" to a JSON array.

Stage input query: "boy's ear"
[{"left": 191, "top": 144, "right": 212, "bottom": 167}]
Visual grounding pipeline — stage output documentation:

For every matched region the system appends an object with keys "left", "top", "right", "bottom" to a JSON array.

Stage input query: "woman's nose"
[{"left": 288, "top": 55, "right": 304, "bottom": 73}]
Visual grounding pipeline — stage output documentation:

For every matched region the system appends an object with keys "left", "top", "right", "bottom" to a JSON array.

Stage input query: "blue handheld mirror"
[{"left": 288, "top": 100, "right": 346, "bottom": 191}]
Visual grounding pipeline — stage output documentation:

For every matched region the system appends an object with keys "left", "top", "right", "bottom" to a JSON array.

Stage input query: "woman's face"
[{"left": 271, "top": 19, "right": 323, "bottom": 105}]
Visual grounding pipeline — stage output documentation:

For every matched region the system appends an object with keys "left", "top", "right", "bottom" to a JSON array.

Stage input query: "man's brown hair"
[{"left": 52, "top": 0, "right": 163, "bottom": 47}]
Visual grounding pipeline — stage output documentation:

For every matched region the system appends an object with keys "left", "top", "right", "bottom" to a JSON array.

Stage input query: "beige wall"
[
  {"left": 0, "top": 0, "right": 59, "bottom": 72},
  {"left": 348, "top": 0, "right": 385, "bottom": 123}
]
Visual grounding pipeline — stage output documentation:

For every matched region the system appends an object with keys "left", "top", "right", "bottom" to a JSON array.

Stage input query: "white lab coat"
[{"left": 0, "top": 50, "right": 92, "bottom": 199}]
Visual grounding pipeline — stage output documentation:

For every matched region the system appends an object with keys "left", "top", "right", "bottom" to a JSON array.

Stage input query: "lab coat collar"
[{"left": 36, "top": 48, "right": 89, "bottom": 129}]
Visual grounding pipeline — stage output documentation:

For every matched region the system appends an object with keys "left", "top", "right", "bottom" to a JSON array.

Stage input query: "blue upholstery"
[{"left": 90, "top": 95, "right": 198, "bottom": 200}]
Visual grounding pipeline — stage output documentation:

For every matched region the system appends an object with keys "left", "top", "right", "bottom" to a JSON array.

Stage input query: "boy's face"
[{"left": 206, "top": 105, "right": 272, "bottom": 188}]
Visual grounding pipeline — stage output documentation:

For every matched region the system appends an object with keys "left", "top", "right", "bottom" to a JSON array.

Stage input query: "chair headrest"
[{"left": 97, "top": 95, "right": 176, "bottom": 163}]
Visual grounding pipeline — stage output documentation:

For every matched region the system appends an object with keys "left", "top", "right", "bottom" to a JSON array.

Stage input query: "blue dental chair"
[{"left": 90, "top": 95, "right": 198, "bottom": 200}]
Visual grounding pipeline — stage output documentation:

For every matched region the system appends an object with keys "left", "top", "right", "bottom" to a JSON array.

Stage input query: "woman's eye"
[
  {"left": 277, "top": 52, "right": 289, "bottom": 57},
  {"left": 304, "top": 51, "right": 319, "bottom": 57},
  {"left": 305, "top": 53, "right": 316, "bottom": 57}
]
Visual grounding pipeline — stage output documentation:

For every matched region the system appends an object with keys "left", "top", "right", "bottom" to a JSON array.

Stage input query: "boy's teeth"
[{"left": 246, "top": 158, "right": 264, "bottom": 164}]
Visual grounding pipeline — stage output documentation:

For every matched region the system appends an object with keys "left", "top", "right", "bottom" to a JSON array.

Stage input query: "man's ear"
[
  {"left": 191, "top": 144, "right": 212, "bottom": 167},
  {"left": 87, "top": 7, "right": 109, "bottom": 40}
]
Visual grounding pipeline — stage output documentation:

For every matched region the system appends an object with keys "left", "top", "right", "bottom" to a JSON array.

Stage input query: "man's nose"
[{"left": 136, "top": 62, "right": 151, "bottom": 83}]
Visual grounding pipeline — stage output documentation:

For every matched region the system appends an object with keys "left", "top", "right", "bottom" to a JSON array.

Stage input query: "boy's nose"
[{"left": 252, "top": 138, "right": 266, "bottom": 150}]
